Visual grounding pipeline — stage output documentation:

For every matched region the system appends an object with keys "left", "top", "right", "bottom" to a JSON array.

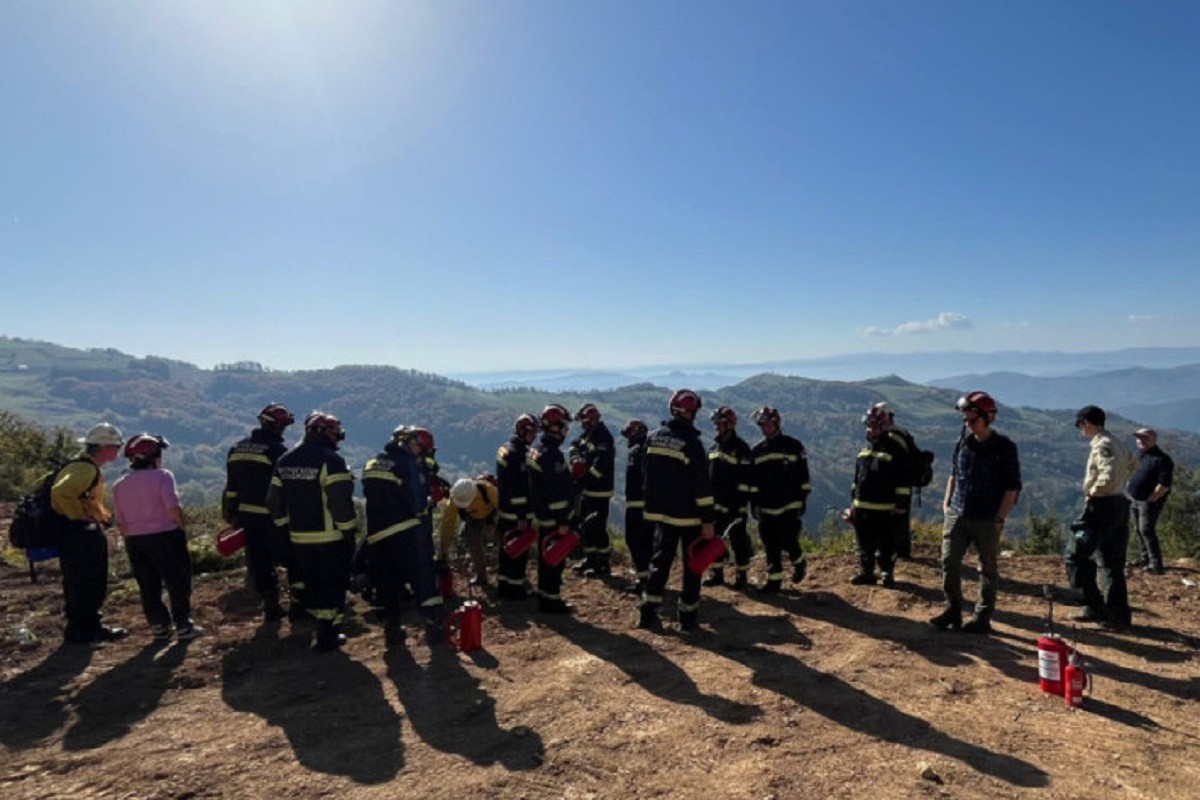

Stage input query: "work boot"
[
  {"left": 731, "top": 572, "right": 749, "bottom": 590},
  {"left": 702, "top": 569, "right": 726, "bottom": 588},
  {"left": 1069, "top": 607, "right": 1106, "bottom": 624},
  {"left": 1142, "top": 563, "right": 1164, "bottom": 575},
  {"left": 538, "top": 597, "right": 575, "bottom": 615},
  {"left": 95, "top": 625, "right": 128, "bottom": 642},
  {"left": 287, "top": 605, "right": 310, "bottom": 624},
  {"left": 881, "top": 572, "right": 896, "bottom": 588},
  {"left": 961, "top": 614, "right": 991, "bottom": 635},
  {"left": 622, "top": 578, "right": 645, "bottom": 596},
  {"left": 571, "top": 558, "right": 590, "bottom": 576},
  {"left": 678, "top": 610, "right": 698, "bottom": 634},
  {"left": 314, "top": 623, "right": 346, "bottom": 652},
  {"left": 790, "top": 557, "right": 808, "bottom": 585},
  {"left": 756, "top": 579, "right": 782, "bottom": 595},
  {"left": 638, "top": 605, "right": 661, "bottom": 631},
  {"left": 262, "top": 595, "right": 285, "bottom": 622},
  {"left": 929, "top": 606, "right": 962, "bottom": 630},
  {"left": 849, "top": 573, "right": 877, "bottom": 586}
]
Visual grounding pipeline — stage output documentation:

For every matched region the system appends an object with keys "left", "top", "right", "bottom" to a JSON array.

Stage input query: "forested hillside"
[{"left": 4, "top": 337, "right": 1199, "bottom": 537}]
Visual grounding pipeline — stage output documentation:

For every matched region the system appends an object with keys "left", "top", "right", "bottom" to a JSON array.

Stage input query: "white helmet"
[
  {"left": 80, "top": 422, "right": 124, "bottom": 447},
  {"left": 450, "top": 478, "right": 478, "bottom": 509}
]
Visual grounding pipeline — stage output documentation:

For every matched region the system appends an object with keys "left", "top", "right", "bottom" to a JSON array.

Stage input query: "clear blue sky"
[{"left": 2, "top": 2, "right": 1198, "bottom": 372}]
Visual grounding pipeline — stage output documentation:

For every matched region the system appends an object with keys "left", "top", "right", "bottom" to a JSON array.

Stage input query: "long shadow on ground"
[
  {"left": 540, "top": 613, "right": 764, "bottom": 726},
  {"left": 0, "top": 643, "right": 93, "bottom": 750},
  {"left": 385, "top": 639, "right": 544, "bottom": 770},
  {"left": 221, "top": 622, "right": 403, "bottom": 784},
  {"left": 695, "top": 597, "right": 1050, "bottom": 788},
  {"left": 64, "top": 639, "right": 189, "bottom": 750}
]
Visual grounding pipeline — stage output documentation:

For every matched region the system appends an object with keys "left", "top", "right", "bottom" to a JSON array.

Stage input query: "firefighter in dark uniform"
[
  {"left": 703, "top": 405, "right": 754, "bottom": 590},
  {"left": 529, "top": 404, "right": 577, "bottom": 614},
  {"left": 222, "top": 403, "right": 299, "bottom": 621},
  {"left": 846, "top": 406, "right": 907, "bottom": 587},
  {"left": 570, "top": 403, "right": 615, "bottom": 577},
  {"left": 620, "top": 419, "right": 651, "bottom": 594},
  {"left": 362, "top": 425, "right": 444, "bottom": 644},
  {"left": 52, "top": 422, "right": 128, "bottom": 645},
  {"left": 639, "top": 389, "right": 715, "bottom": 633},
  {"left": 870, "top": 402, "right": 918, "bottom": 558},
  {"left": 496, "top": 413, "right": 539, "bottom": 600},
  {"left": 267, "top": 412, "right": 358, "bottom": 651},
  {"left": 749, "top": 406, "right": 810, "bottom": 594}
]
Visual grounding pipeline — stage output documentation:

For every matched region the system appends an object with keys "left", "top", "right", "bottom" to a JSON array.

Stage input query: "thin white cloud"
[{"left": 860, "top": 312, "right": 972, "bottom": 339}]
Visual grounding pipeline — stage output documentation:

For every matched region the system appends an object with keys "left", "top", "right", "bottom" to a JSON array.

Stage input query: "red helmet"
[
  {"left": 257, "top": 403, "right": 295, "bottom": 430},
  {"left": 540, "top": 404, "right": 571, "bottom": 429},
  {"left": 956, "top": 391, "right": 998, "bottom": 422},
  {"left": 514, "top": 413, "right": 540, "bottom": 437},
  {"left": 752, "top": 406, "right": 782, "bottom": 427},
  {"left": 124, "top": 433, "right": 169, "bottom": 462},
  {"left": 668, "top": 389, "right": 702, "bottom": 419},
  {"left": 710, "top": 405, "right": 737, "bottom": 426},
  {"left": 863, "top": 406, "right": 889, "bottom": 427},
  {"left": 392, "top": 425, "right": 435, "bottom": 453},
  {"left": 575, "top": 403, "right": 601, "bottom": 424},
  {"left": 474, "top": 471, "right": 498, "bottom": 486},
  {"left": 306, "top": 412, "right": 346, "bottom": 442},
  {"left": 620, "top": 419, "right": 648, "bottom": 439}
]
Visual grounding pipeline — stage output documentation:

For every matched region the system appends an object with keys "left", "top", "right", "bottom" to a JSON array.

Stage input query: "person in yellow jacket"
[
  {"left": 52, "top": 422, "right": 127, "bottom": 645},
  {"left": 438, "top": 476, "right": 499, "bottom": 588}
]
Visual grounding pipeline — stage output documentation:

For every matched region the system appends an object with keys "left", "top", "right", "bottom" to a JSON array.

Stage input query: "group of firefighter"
[{"left": 221, "top": 388, "right": 930, "bottom": 651}]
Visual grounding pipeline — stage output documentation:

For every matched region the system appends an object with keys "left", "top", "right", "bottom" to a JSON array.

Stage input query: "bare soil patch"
[{"left": 3, "top": 538, "right": 1199, "bottom": 800}]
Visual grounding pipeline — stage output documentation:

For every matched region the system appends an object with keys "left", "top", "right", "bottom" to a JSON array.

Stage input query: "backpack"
[
  {"left": 7, "top": 458, "right": 97, "bottom": 550},
  {"left": 895, "top": 428, "right": 935, "bottom": 488}
]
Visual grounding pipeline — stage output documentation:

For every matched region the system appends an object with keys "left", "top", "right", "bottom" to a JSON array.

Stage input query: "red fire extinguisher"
[
  {"left": 1064, "top": 650, "right": 1091, "bottom": 708},
  {"left": 541, "top": 529, "right": 580, "bottom": 568},
  {"left": 1037, "top": 635, "right": 1072, "bottom": 696},
  {"left": 686, "top": 537, "right": 727, "bottom": 576},
  {"left": 1036, "top": 584, "right": 1072, "bottom": 696},
  {"left": 447, "top": 600, "right": 483, "bottom": 652},
  {"left": 502, "top": 527, "right": 538, "bottom": 559}
]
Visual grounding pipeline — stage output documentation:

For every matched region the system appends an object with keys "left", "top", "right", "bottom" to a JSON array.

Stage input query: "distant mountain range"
[
  {"left": 928, "top": 364, "right": 1200, "bottom": 433},
  {"left": 3, "top": 336, "right": 1197, "bottom": 537},
  {"left": 448, "top": 347, "right": 1200, "bottom": 391}
]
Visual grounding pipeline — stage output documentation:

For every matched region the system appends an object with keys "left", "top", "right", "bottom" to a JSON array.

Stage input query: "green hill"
[{"left": 4, "top": 336, "right": 1198, "bottom": 537}]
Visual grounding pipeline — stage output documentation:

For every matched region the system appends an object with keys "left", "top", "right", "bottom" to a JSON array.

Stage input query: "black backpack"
[
  {"left": 895, "top": 428, "right": 935, "bottom": 488},
  {"left": 7, "top": 458, "right": 96, "bottom": 550}
]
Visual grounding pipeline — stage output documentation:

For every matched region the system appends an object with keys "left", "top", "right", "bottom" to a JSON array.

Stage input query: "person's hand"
[{"left": 701, "top": 523, "right": 715, "bottom": 540}]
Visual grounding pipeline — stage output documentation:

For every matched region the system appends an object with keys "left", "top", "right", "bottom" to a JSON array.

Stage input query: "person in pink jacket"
[{"left": 112, "top": 434, "right": 203, "bottom": 641}]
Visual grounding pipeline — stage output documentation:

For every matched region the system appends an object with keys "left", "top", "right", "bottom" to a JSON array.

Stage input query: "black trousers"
[
  {"left": 536, "top": 525, "right": 569, "bottom": 601},
  {"left": 892, "top": 507, "right": 912, "bottom": 558},
  {"left": 293, "top": 537, "right": 353, "bottom": 627},
  {"left": 125, "top": 528, "right": 193, "bottom": 627},
  {"left": 713, "top": 512, "right": 752, "bottom": 573},
  {"left": 624, "top": 506, "right": 653, "bottom": 580},
  {"left": 59, "top": 522, "right": 109, "bottom": 639},
  {"left": 1131, "top": 499, "right": 1165, "bottom": 568},
  {"left": 1065, "top": 495, "right": 1131, "bottom": 625},
  {"left": 242, "top": 514, "right": 297, "bottom": 603},
  {"left": 758, "top": 512, "right": 804, "bottom": 583},
  {"left": 853, "top": 509, "right": 896, "bottom": 576},
  {"left": 373, "top": 526, "right": 444, "bottom": 627},
  {"left": 642, "top": 523, "right": 702, "bottom": 618},
  {"left": 579, "top": 495, "right": 611, "bottom": 564}
]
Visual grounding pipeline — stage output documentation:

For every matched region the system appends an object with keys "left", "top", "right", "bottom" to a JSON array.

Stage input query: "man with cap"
[
  {"left": 1126, "top": 428, "right": 1174, "bottom": 575},
  {"left": 52, "top": 422, "right": 128, "bottom": 645},
  {"left": 1066, "top": 405, "right": 1138, "bottom": 630}
]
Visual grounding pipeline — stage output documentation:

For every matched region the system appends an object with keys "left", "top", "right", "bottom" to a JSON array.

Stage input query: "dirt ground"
[{"left": 2, "top": 532, "right": 1198, "bottom": 800}]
